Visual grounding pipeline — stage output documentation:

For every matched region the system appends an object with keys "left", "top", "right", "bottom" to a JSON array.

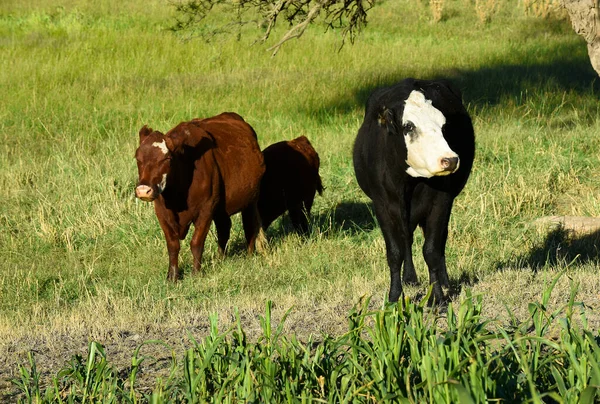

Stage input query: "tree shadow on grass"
[
  {"left": 304, "top": 23, "right": 599, "bottom": 123},
  {"left": 497, "top": 227, "right": 600, "bottom": 271},
  {"left": 313, "top": 56, "right": 598, "bottom": 119}
]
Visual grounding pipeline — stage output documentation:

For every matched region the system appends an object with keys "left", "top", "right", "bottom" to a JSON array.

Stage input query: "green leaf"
[
  {"left": 579, "top": 386, "right": 598, "bottom": 404},
  {"left": 452, "top": 383, "right": 475, "bottom": 404}
]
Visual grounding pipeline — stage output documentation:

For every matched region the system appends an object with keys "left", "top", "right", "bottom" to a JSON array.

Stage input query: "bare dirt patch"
[{"left": 533, "top": 215, "right": 600, "bottom": 235}]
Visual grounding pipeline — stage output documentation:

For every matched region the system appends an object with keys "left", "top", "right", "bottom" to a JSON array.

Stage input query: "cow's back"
[
  {"left": 289, "top": 136, "right": 319, "bottom": 170},
  {"left": 195, "top": 113, "right": 265, "bottom": 215}
]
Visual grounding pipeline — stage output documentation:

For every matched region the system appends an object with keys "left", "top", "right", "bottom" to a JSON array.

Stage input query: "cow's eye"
[{"left": 403, "top": 122, "right": 415, "bottom": 133}]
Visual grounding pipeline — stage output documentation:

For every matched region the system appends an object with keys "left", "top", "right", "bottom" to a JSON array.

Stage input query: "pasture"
[{"left": 1, "top": 0, "right": 600, "bottom": 400}]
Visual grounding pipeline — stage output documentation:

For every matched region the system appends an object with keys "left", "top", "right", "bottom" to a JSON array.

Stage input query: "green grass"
[{"left": 2, "top": 0, "right": 600, "bottom": 400}]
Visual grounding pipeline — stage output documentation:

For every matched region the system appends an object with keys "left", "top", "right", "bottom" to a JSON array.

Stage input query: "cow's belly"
[
  {"left": 218, "top": 155, "right": 264, "bottom": 215},
  {"left": 224, "top": 182, "right": 261, "bottom": 214}
]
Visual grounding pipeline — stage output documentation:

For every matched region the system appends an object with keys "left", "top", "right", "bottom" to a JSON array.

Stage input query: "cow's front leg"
[
  {"left": 402, "top": 231, "right": 418, "bottom": 285},
  {"left": 374, "top": 201, "right": 408, "bottom": 303},
  {"left": 166, "top": 238, "right": 181, "bottom": 281},
  {"left": 156, "top": 212, "right": 183, "bottom": 282},
  {"left": 422, "top": 197, "right": 453, "bottom": 304},
  {"left": 190, "top": 213, "right": 213, "bottom": 275}
]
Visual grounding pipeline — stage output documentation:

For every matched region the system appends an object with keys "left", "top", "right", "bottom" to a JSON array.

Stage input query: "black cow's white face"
[
  {"left": 402, "top": 90, "right": 459, "bottom": 178},
  {"left": 135, "top": 132, "right": 171, "bottom": 202}
]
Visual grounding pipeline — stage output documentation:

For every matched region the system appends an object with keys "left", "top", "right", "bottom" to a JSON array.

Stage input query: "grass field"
[{"left": 2, "top": 0, "right": 600, "bottom": 400}]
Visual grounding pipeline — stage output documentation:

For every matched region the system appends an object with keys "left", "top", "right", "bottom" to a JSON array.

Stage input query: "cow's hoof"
[
  {"left": 427, "top": 294, "right": 449, "bottom": 308},
  {"left": 403, "top": 277, "right": 419, "bottom": 286},
  {"left": 167, "top": 272, "right": 182, "bottom": 282},
  {"left": 388, "top": 291, "right": 402, "bottom": 304},
  {"left": 439, "top": 273, "right": 450, "bottom": 288}
]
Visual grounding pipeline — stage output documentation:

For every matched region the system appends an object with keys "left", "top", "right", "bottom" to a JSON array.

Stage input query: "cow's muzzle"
[
  {"left": 440, "top": 156, "right": 460, "bottom": 173},
  {"left": 135, "top": 185, "right": 156, "bottom": 202}
]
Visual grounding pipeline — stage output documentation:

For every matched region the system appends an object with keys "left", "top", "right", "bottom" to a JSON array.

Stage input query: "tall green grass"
[{"left": 12, "top": 275, "right": 600, "bottom": 402}]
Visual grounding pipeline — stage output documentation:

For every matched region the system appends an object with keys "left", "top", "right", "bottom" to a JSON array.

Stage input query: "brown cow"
[
  {"left": 258, "top": 136, "right": 323, "bottom": 234},
  {"left": 135, "top": 112, "right": 265, "bottom": 281}
]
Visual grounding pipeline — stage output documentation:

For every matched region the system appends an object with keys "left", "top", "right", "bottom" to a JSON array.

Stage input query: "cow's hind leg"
[
  {"left": 242, "top": 201, "right": 262, "bottom": 254},
  {"left": 422, "top": 196, "right": 453, "bottom": 304},
  {"left": 213, "top": 209, "right": 231, "bottom": 257},
  {"left": 289, "top": 201, "right": 310, "bottom": 234}
]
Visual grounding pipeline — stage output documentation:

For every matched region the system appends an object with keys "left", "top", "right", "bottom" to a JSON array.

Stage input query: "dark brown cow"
[
  {"left": 135, "top": 112, "right": 265, "bottom": 281},
  {"left": 258, "top": 136, "right": 323, "bottom": 234}
]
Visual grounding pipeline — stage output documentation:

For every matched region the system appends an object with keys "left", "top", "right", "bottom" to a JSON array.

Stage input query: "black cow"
[{"left": 352, "top": 78, "right": 475, "bottom": 303}]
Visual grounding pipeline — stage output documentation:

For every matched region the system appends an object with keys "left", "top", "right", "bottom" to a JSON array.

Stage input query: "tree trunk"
[{"left": 562, "top": 0, "right": 600, "bottom": 76}]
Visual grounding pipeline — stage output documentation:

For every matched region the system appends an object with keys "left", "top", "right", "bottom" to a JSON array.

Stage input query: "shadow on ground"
[
  {"left": 313, "top": 201, "right": 377, "bottom": 235},
  {"left": 318, "top": 55, "right": 597, "bottom": 117},
  {"left": 409, "top": 270, "right": 481, "bottom": 307},
  {"left": 258, "top": 201, "right": 377, "bottom": 244},
  {"left": 497, "top": 227, "right": 600, "bottom": 271},
  {"left": 304, "top": 29, "right": 599, "bottom": 120}
]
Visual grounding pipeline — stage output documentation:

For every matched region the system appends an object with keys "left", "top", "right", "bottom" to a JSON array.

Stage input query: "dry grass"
[
  {"left": 430, "top": 0, "right": 445, "bottom": 22},
  {"left": 523, "top": 0, "right": 564, "bottom": 19},
  {"left": 474, "top": 0, "right": 498, "bottom": 24}
]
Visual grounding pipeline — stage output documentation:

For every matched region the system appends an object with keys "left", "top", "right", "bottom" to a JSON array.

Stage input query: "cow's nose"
[
  {"left": 440, "top": 156, "right": 459, "bottom": 172},
  {"left": 135, "top": 185, "right": 154, "bottom": 201}
]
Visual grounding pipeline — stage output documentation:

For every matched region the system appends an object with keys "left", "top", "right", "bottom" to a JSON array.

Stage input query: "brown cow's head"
[
  {"left": 135, "top": 122, "right": 213, "bottom": 202},
  {"left": 135, "top": 126, "right": 172, "bottom": 202}
]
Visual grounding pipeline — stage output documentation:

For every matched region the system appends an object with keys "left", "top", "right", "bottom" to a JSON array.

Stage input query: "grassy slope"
[{"left": 1, "top": 0, "right": 600, "bottom": 388}]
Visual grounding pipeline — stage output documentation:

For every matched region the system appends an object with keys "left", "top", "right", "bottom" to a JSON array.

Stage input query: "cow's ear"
[
  {"left": 377, "top": 106, "right": 396, "bottom": 134},
  {"left": 165, "top": 124, "right": 211, "bottom": 154},
  {"left": 139, "top": 125, "right": 152, "bottom": 143},
  {"left": 440, "top": 80, "right": 463, "bottom": 102}
]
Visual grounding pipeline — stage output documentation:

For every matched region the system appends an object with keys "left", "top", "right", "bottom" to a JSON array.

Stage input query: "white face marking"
[
  {"left": 152, "top": 140, "right": 169, "bottom": 155},
  {"left": 402, "top": 90, "right": 459, "bottom": 178},
  {"left": 157, "top": 173, "right": 167, "bottom": 193}
]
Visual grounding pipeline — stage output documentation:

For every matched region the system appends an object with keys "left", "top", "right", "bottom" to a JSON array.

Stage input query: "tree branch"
[
  {"left": 170, "top": 0, "right": 375, "bottom": 54},
  {"left": 267, "top": 2, "right": 322, "bottom": 55}
]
